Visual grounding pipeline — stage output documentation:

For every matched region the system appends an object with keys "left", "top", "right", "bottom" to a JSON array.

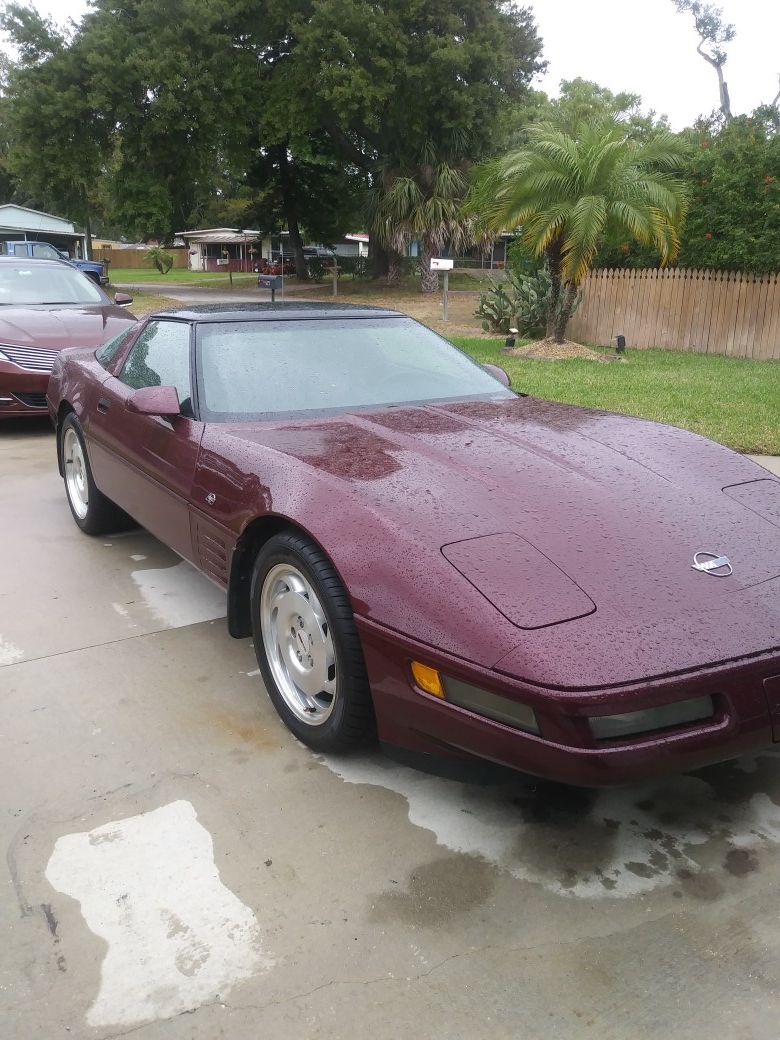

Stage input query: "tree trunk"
[
  {"left": 368, "top": 238, "right": 388, "bottom": 280},
  {"left": 716, "top": 65, "right": 732, "bottom": 122},
  {"left": 697, "top": 43, "right": 732, "bottom": 122},
  {"left": 419, "top": 236, "right": 439, "bottom": 294},
  {"left": 386, "top": 250, "right": 402, "bottom": 286},
  {"left": 554, "top": 282, "right": 578, "bottom": 344},
  {"left": 545, "top": 239, "right": 563, "bottom": 338},
  {"left": 276, "top": 145, "right": 309, "bottom": 280},
  {"left": 81, "top": 187, "right": 93, "bottom": 260}
]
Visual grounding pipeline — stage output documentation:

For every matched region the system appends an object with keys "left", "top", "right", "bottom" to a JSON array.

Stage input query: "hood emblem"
[{"left": 692, "top": 551, "right": 733, "bottom": 577}]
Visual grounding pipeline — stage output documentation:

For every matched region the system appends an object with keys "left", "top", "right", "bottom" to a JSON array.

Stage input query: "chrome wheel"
[
  {"left": 259, "top": 563, "right": 337, "bottom": 726},
  {"left": 63, "top": 426, "right": 89, "bottom": 520}
]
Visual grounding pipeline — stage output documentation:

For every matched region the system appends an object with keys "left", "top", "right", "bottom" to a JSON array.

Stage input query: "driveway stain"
[
  {"left": 369, "top": 855, "right": 495, "bottom": 927},
  {"left": 321, "top": 749, "right": 780, "bottom": 899}
]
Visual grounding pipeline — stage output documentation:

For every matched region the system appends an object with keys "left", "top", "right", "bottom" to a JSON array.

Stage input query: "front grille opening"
[{"left": 13, "top": 392, "right": 48, "bottom": 409}]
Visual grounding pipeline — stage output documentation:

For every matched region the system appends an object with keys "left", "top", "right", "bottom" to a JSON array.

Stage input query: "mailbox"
[
  {"left": 258, "top": 274, "right": 284, "bottom": 301},
  {"left": 430, "top": 257, "right": 454, "bottom": 271}
]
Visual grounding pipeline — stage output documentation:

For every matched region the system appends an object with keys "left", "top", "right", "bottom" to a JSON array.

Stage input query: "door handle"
[{"left": 97, "top": 397, "right": 111, "bottom": 414}]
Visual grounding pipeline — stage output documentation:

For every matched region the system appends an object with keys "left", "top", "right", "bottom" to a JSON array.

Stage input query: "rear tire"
[
  {"left": 59, "top": 413, "right": 132, "bottom": 535},
  {"left": 250, "top": 531, "right": 374, "bottom": 752}
]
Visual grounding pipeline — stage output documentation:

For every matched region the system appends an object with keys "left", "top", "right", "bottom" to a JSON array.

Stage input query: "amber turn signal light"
[{"left": 411, "top": 661, "right": 445, "bottom": 698}]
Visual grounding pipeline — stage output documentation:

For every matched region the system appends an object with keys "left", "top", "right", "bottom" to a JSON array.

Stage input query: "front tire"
[
  {"left": 60, "top": 413, "right": 131, "bottom": 535},
  {"left": 250, "top": 531, "right": 374, "bottom": 751}
]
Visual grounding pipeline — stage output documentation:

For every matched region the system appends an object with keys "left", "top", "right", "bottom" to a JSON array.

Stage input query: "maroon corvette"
[
  {"left": 0, "top": 255, "right": 135, "bottom": 418},
  {"left": 46, "top": 303, "right": 780, "bottom": 785}
]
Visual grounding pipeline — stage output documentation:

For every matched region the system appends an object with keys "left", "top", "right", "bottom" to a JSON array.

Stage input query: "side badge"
[{"left": 206, "top": 492, "right": 217, "bottom": 506}]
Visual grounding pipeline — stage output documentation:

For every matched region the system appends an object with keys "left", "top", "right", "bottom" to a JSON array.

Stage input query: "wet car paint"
[
  {"left": 0, "top": 261, "right": 136, "bottom": 419},
  {"left": 46, "top": 304, "right": 780, "bottom": 785}
]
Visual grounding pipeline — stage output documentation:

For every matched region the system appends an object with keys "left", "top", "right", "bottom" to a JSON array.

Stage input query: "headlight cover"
[
  {"left": 589, "top": 695, "right": 714, "bottom": 741},
  {"left": 442, "top": 533, "right": 595, "bottom": 630}
]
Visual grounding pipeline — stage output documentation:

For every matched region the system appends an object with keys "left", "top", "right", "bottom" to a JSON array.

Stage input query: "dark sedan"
[
  {"left": 46, "top": 303, "right": 780, "bottom": 785},
  {"left": 0, "top": 256, "right": 135, "bottom": 419}
]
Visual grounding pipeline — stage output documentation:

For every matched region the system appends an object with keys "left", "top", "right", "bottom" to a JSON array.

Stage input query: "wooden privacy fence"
[
  {"left": 93, "top": 246, "right": 189, "bottom": 270},
  {"left": 568, "top": 268, "right": 780, "bottom": 359}
]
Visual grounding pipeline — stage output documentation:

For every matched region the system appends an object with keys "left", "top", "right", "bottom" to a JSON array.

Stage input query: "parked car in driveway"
[
  {"left": 0, "top": 256, "right": 135, "bottom": 419},
  {"left": 4, "top": 240, "right": 109, "bottom": 285},
  {"left": 47, "top": 302, "right": 780, "bottom": 786}
]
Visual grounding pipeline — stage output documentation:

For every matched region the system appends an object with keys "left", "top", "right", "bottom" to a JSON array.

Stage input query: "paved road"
[
  {"left": 3, "top": 422, "right": 780, "bottom": 1040},
  {"left": 114, "top": 280, "right": 320, "bottom": 304}
]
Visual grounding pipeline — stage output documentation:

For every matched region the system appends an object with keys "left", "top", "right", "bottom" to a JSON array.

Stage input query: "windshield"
[
  {"left": 0, "top": 262, "right": 105, "bottom": 305},
  {"left": 196, "top": 317, "right": 515, "bottom": 420}
]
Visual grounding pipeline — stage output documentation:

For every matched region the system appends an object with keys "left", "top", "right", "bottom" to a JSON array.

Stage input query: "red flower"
[
  {"left": 701, "top": 179, "right": 709, "bottom": 185},
  {"left": 705, "top": 232, "right": 713, "bottom": 239},
  {"left": 700, "top": 139, "right": 710, "bottom": 148},
  {"left": 622, "top": 243, "right": 630, "bottom": 252}
]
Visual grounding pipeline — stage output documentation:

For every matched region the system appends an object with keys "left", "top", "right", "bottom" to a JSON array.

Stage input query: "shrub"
[
  {"left": 307, "top": 258, "right": 327, "bottom": 282},
  {"left": 144, "top": 246, "right": 174, "bottom": 275}
]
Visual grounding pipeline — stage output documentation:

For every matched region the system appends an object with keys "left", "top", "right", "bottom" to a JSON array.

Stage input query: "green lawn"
[
  {"left": 108, "top": 268, "right": 259, "bottom": 286},
  {"left": 452, "top": 337, "right": 780, "bottom": 456},
  {"left": 122, "top": 290, "right": 181, "bottom": 316}
]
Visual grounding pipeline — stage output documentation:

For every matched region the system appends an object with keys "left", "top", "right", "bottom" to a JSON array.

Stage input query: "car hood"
[
  {"left": 0, "top": 305, "right": 135, "bottom": 350},
  {"left": 222, "top": 397, "right": 780, "bottom": 687}
]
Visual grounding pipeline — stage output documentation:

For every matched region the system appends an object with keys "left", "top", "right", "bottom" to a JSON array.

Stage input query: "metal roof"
[{"left": 0, "top": 204, "right": 79, "bottom": 234}]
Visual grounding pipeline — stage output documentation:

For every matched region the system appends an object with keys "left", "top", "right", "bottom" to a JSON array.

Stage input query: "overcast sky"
[{"left": 12, "top": 0, "right": 780, "bottom": 129}]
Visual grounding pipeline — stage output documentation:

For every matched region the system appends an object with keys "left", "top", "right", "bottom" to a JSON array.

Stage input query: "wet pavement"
[
  {"left": 3, "top": 420, "right": 780, "bottom": 1039},
  {"left": 113, "top": 280, "right": 318, "bottom": 305}
]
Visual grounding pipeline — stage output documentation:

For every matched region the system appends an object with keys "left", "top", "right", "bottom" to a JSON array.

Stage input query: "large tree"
[
  {"left": 251, "top": 0, "right": 545, "bottom": 284},
  {"left": 0, "top": 5, "right": 111, "bottom": 253},
  {"left": 470, "top": 120, "right": 689, "bottom": 343},
  {"left": 2, "top": 0, "right": 543, "bottom": 268},
  {"left": 673, "top": 1, "right": 736, "bottom": 122}
]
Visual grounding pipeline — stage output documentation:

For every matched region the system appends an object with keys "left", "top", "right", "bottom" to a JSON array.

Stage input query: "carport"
[{"left": 0, "top": 204, "right": 88, "bottom": 259}]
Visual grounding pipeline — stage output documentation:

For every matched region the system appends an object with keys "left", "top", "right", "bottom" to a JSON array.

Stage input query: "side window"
[
  {"left": 11, "top": 243, "right": 28, "bottom": 256},
  {"left": 118, "top": 320, "right": 193, "bottom": 416},
  {"left": 96, "top": 327, "right": 133, "bottom": 369},
  {"left": 32, "top": 244, "right": 61, "bottom": 260}
]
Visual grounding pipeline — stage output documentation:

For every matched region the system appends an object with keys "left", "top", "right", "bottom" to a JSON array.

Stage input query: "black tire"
[
  {"left": 250, "top": 530, "right": 374, "bottom": 752},
  {"left": 59, "top": 413, "right": 132, "bottom": 535}
]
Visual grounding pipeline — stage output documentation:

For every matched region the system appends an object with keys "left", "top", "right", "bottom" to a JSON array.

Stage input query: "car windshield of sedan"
[
  {"left": 0, "top": 263, "right": 104, "bottom": 305},
  {"left": 197, "top": 317, "right": 515, "bottom": 419}
]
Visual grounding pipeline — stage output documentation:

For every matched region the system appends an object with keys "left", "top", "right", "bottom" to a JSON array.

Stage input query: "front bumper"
[
  {"left": 357, "top": 617, "right": 780, "bottom": 787},
  {"left": 0, "top": 363, "right": 49, "bottom": 418}
]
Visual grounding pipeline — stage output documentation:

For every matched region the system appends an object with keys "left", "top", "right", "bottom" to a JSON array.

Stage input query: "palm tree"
[
  {"left": 370, "top": 152, "right": 475, "bottom": 293},
  {"left": 469, "top": 120, "right": 689, "bottom": 342}
]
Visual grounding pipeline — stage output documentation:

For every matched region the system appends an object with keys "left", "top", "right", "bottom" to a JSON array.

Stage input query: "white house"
[
  {"left": 0, "top": 204, "right": 88, "bottom": 258},
  {"left": 177, "top": 227, "right": 370, "bottom": 271}
]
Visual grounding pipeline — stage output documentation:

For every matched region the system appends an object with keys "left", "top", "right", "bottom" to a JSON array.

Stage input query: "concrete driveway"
[{"left": 3, "top": 422, "right": 780, "bottom": 1040}]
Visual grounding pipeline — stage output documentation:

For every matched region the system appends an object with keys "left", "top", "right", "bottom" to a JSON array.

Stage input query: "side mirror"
[
  {"left": 114, "top": 292, "right": 133, "bottom": 306},
  {"left": 126, "top": 385, "right": 181, "bottom": 418},
  {"left": 482, "top": 363, "right": 511, "bottom": 388}
]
